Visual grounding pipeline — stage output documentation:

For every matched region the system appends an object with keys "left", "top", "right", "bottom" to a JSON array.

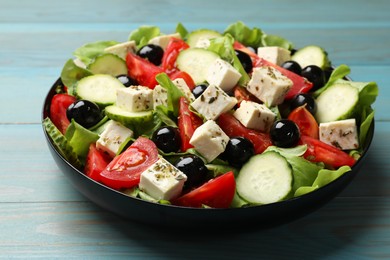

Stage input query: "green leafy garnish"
[
  {"left": 128, "top": 25, "right": 160, "bottom": 49},
  {"left": 73, "top": 40, "right": 119, "bottom": 65},
  {"left": 60, "top": 59, "right": 92, "bottom": 90}
]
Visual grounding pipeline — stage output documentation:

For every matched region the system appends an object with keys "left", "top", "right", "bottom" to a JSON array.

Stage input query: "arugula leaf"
[
  {"left": 224, "top": 21, "right": 264, "bottom": 48},
  {"left": 73, "top": 40, "right": 119, "bottom": 65},
  {"left": 207, "top": 34, "right": 250, "bottom": 85},
  {"left": 60, "top": 59, "right": 92, "bottom": 90},
  {"left": 128, "top": 25, "right": 160, "bottom": 49}
]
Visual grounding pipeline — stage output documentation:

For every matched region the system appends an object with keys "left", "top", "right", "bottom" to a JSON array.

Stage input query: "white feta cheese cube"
[
  {"left": 153, "top": 84, "right": 168, "bottom": 109},
  {"left": 104, "top": 41, "right": 136, "bottom": 60},
  {"left": 319, "top": 119, "right": 359, "bottom": 150},
  {"left": 191, "top": 84, "right": 237, "bottom": 120},
  {"left": 148, "top": 33, "right": 181, "bottom": 50},
  {"left": 139, "top": 157, "right": 187, "bottom": 200},
  {"left": 257, "top": 47, "right": 291, "bottom": 66},
  {"left": 96, "top": 120, "right": 133, "bottom": 157},
  {"left": 189, "top": 120, "right": 229, "bottom": 162},
  {"left": 116, "top": 85, "right": 153, "bottom": 112},
  {"left": 246, "top": 66, "right": 293, "bottom": 107},
  {"left": 233, "top": 100, "right": 276, "bottom": 132},
  {"left": 194, "top": 37, "right": 211, "bottom": 49},
  {"left": 206, "top": 58, "right": 242, "bottom": 92},
  {"left": 172, "top": 78, "right": 195, "bottom": 102}
]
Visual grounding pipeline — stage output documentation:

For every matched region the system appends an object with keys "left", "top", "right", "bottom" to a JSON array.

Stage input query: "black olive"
[
  {"left": 301, "top": 65, "right": 326, "bottom": 91},
  {"left": 151, "top": 126, "right": 181, "bottom": 153},
  {"left": 192, "top": 83, "right": 208, "bottom": 99},
  {"left": 221, "top": 137, "right": 254, "bottom": 167},
  {"left": 235, "top": 49, "right": 253, "bottom": 73},
  {"left": 116, "top": 74, "right": 138, "bottom": 87},
  {"left": 270, "top": 119, "right": 300, "bottom": 148},
  {"left": 174, "top": 155, "right": 208, "bottom": 189},
  {"left": 66, "top": 100, "right": 103, "bottom": 129},
  {"left": 281, "top": 60, "right": 302, "bottom": 75},
  {"left": 290, "top": 93, "right": 317, "bottom": 115},
  {"left": 136, "top": 44, "right": 164, "bottom": 66}
]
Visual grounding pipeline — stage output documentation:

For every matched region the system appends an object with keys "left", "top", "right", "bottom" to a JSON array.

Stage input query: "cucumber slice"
[
  {"left": 87, "top": 53, "right": 128, "bottom": 76},
  {"left": 176, "top": 48, "right": 219, "bottom": 84},
  {"left": 105, "top": 105, "right": 154, "bottom": 134},
  {"left": 76, "top": 74, "right": 125, "bottom": 106},
  {"left": 291, "top": 45, "right": 330, "bottom": 69},
  {"left": 236, "top": 151, "right": 292, "bottom": 204},
  {"left": 186, "top": 29, "right": 222, "bottom": 48},
  {"left": 315, "top": 82, "right": 359, "bottom": 123},
  {"left": 43, "top": 117, "right": 83, "bottom": 169}
]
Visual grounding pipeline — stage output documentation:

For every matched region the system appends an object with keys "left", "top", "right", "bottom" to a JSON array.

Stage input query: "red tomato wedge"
[
  {"left": 233, "top": 85, "right": 259, "bottom": 106},
  {"left": 288, "top": 106, "right": 319, "bottom": 139},
  {"left": 233, "top": 41, "right": 313, "bottom": 99},
  {"left": 162, "top": 38, "right": 189, "bottom": 74},
  {"left": 99, "top": 137, "right": 159, "bottom": 190},
  {"left": 84, "top": 144, "right": 112, "bottom": 181},
  {"left": 169, "top": 71, "right": 196, "bottom": 91},
  {"left": 49, "top": 93, "right": 77, "bottom": 134},
  {"left": 178, "top": 97, "right": 203, "bottom": 151},
  {"left": 300, "top": 135, "right": 356, "bottom": 168},
  {"left": 217, "top": 113, "right": 272, "bottom": 154},
  {"left": 126, "top": 52, "right": 164, "bottom": 89},
  {"left": 174, "top": 171, "right": 236, "bottom": 208}
]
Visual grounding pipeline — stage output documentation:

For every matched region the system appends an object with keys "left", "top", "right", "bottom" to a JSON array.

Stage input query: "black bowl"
[{"left": 42, "top": 78, "right": 375, "bottom": 230}]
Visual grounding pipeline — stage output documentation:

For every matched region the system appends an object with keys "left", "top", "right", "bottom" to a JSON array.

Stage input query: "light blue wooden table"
[{"left": 1, "top": 0, "right": 389, "bottom": 258}]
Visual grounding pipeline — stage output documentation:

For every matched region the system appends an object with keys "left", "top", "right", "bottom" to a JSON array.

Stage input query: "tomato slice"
[
  {"left": 49, "top": 93, "right": 77, "bottom": 134},
  {"left": 169, "top": 71, "right": 196, "bottom": 91},
  {"left": 300, "top": 135, "right": 356, "bottom": 168},
  {"left": 233, "top": 41, "right": 313, "bottom": 99},
  {"left": 288, "top": 106, "right": 319, "bottom": 139},
  {"left": 84, "top": 144, "right": 112, "bottom": 181},
  {"left": 178, "top": 97, "right": 203, "bottom": 151},
  {"left": 161, "top": 38, "right": 189, "bottom": 74},
  {"left": 233, "top": 85, "right": 259, "bottom": 106},
  {"left": 99, "top": 137, "right": 159, "bottom": 190},
  {"left": 126, "top": 52, "right": 164, "bottom": 89},
  {"left": 174, "top": 171, "right": 236, "bottom": 208},
  {"left": 217, "top": 113, "right": 272, "bottom": 154}
]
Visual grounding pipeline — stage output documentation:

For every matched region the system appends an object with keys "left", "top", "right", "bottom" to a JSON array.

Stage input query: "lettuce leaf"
[
  {"left": 73, "top": 40, "right": 119, "bottom": 65},
  {"left": 223, "top": 21, "right": 264, "bottom": 48},
  {"left": 224, "top": 21, "right": 293, "bottom": 49},
  {"left": 207, "top": 34, "right": 250, "bottom": 85},
  {"left": 175, "top": 22, "right": 189, "bottom": 39},
  {"left": 294, "top": 166, "right": 351, "bottom": 197},
  {"left": 60, "top": 59, "right": 92, "bottom": 91},
  {"left": 155, "top": 73, "right": 185, "bottom": 117},
  {"left": 128, "top": 26, "right": 160, "bottom": 49}
]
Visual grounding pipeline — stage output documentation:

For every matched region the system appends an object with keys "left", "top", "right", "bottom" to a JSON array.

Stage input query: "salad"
[{"left": 43, "top": 21, "right": 378, "bottom": 208}]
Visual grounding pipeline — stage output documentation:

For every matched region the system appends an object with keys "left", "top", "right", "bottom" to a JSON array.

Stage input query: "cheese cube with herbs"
[
  {"left": 104, "top": 40, "right": 136, "bottom": 60},
  {"left": 153, "top": 84, "right": 168, "bottom": 109},
  {"left": 257, "top": 46, "right": 291, "bottom": 66},
  {"left": 96, "top": 120, "right": 133, "bottom": 157},
  {"left": 206, "top": 58, "right": 242, "bottom": 92},
  {"left": 246, "top": 66, "right": 293, "bottom": 107},
  {"left": 319, "top": 119, "right": 359, "bottom": 150},
  {"left": 139, "top": 157, "right": 187, "bottom": 200},
  {"left": 148, "top": 33, "right": 181, "bottom": 50},
  {"left": 191, "top": 84, "right": 237, "bottom": 120},
  {"left": 233, "top": 100, "right": 276, "bottom": 132},
  {"left": 116, "top": 85, "right": 153, "bottom": 112},
  {"left": 172, "top": 78, "right": 195, "bottom": 102},
  {"left": 189, "top": 120, "right": 229, "bottom": 162}
]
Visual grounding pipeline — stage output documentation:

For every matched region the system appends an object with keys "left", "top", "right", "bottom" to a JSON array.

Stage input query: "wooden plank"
[
  {"left": 0, "top": 197, "right": 389, "bottom": 258},
  {"left": 0, "top": 122, "right": 388, "bottom": 204},
  {"left": 0, "top": 0, "right": 389, "bottom": 26}
]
